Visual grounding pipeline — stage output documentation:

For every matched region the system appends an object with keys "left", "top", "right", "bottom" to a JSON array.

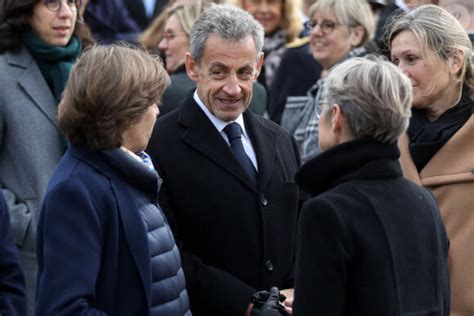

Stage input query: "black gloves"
[{"left": 250, "top": 287, "right": 288, "bottom": 316}]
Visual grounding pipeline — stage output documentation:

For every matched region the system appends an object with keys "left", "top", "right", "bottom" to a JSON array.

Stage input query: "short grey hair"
[
  {"left": 388, "top": 5, "right": 473, "bottom": 90},
  {"left": 308, "top": 0, "right": 375, "bottom": 47},
  {"left": 324, "top": 55, "right": 413, "bottom": 143},
  {"left": 189, "top": 4, "right": 264, "bottom": 64}
]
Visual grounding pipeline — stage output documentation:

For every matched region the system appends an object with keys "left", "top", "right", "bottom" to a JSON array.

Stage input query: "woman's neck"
[{"left": 424, "top": 83, "right": 463, "bottom": 121}]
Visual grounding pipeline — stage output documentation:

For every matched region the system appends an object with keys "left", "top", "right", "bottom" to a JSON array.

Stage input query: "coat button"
[
  {"left": 261, "top": 195, "right": 268, "bottom": 206},
  {"left": 265, "top": 260, "right": 274, "bottom": 272}
]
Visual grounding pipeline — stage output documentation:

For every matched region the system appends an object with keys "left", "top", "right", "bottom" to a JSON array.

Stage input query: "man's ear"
[
  {"left": 254, "top": 52, "right": 264, "bottom": 80},
  {"left": 185, "top": 52, "right": 198, "bottom": 82}
]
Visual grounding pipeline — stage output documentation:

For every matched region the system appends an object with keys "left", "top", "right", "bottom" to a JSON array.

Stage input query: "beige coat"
[{"left": 399, "top": 115, "right": 474, "bottom": 316}]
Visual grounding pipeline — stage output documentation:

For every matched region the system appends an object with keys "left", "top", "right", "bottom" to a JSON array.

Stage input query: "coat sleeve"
[
  {"left": 1, "top": 187, "right": 34, "bottom": 248},
  {"left": 0, "top": 193, "right": 27, "bottom": 316},
  {"left": 293, "top": 197, "right": 351, "bottom": 316},
  {"left": 35, "top": 180, "right": 107, "bottom": 316}
]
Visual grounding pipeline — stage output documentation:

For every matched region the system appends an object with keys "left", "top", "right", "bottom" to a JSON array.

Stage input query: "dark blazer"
[
  {"left": 293, "top": 140, "right": 450, "bottom": 316},
  {"left": 36, "top": 145, "right": 182, "bottom": 315},
  {"left": 124, "top": 0, "right": 169, "bottom": 30},
  {"left": 147, "top": 92, "right": 301, "bottom": 316},
  {"left": 0, "top": 192, "right": 26, "bottom": 316}
]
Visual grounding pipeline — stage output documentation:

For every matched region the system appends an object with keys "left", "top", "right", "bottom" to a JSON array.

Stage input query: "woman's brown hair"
[{"left": 59, "top": 44, "right": 170, "bottom": 150}]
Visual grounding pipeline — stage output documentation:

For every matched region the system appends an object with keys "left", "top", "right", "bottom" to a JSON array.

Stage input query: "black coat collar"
[
  {"left": 295, "top": 139, "right": 402, "bottom": 196},
  {"left": 177, "top": 91, "right": 277, "bottom": 192}
]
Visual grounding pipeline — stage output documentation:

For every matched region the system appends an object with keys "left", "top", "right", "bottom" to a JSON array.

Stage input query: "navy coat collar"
[{"left": 177, "top": 91, "right": 277, "bottom": 192}]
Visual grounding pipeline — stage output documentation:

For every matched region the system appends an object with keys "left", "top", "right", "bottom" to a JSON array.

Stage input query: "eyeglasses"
[
  {"left": 316, "top": 100, "right": 332, "bottom": 119},
  {"left": 41, "top": 0, "right": 81, "bottom": 12},
  {"left": 306, "top": 19, "right": 341, "bottom": 35},
  {"left": 161, "top": 32, "right": 187, "bottom": 43}
]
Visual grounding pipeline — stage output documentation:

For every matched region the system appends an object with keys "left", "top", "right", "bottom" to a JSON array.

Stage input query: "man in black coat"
[
  {"left": 0, "top": 191, "right": 27, "bottom": 315},
  {"left": 147, "top": 5, "right": 300, "bottom": 316}
]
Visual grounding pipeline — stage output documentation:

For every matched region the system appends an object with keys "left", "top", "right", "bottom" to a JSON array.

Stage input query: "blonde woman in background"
[
  {"left": 389, "top": 5, "right": 474, "bottom": 315},
  {"left": 230, "top": 0, "right": 304, "bottom": 93},
  {"left": 141, "top": 2, "right": 206, "bottom": 115}
]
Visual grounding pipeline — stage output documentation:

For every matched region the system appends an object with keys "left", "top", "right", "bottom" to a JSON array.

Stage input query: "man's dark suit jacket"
[{"left": 147, "top": 92, "right": 301, "bottom": 316}]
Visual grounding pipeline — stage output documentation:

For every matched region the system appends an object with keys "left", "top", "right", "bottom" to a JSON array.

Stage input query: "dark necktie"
[{"left": 223, "top": 122, "right": 258, "bottom": 185}]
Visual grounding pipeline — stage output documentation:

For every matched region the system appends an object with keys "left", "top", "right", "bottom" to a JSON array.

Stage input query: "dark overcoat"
[
  {"left": 36, "top": 146, "right": 184, "bottom": 315},
  {"left": 147, "top": 92, "right": 301, "bottom": 316},
  {"left": 293, "top": 140, "right": 450, "bottom": 316}
]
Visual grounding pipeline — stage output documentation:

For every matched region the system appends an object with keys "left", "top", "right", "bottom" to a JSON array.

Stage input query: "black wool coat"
[
  {"left": 293, "top": 139, "right": 450, "bottom": 316},
  {"left": 147, "top": 91, "right": 301, "bottom": 316}
]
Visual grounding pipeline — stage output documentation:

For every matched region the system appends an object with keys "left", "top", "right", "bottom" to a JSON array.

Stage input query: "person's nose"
[
  {"left": 257, "top": 1, "right": 269, "bottom": 12},
  {"left": 222, "top": 73, "right": 242, "bottom": 97},
  {"left": 397, "top": 61, "right": 411, "bottom": 77},
  {"left": 57, "top": 1, "right": 74, "bottom": 17},
  {"left": 158, "top": 38, "right": 168, "bottom": 51}
]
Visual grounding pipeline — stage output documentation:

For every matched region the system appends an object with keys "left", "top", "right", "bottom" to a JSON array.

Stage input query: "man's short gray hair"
[
  {"left": 324, "top": 55, "right": 413, "bottom": 143},
  {"left": 189, "top": 4, "right": 264, "bottom": 64}
]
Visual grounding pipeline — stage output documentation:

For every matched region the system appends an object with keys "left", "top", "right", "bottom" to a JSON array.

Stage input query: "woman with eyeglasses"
[
  {"left": 140, "top": 1, "right": 206, "bottom": 116},
  {"left": 0, "top": 0, "right": 93, "bottom": 313},
  {"left": 280, "top": 0, "right": 375, "bottom": 163}
]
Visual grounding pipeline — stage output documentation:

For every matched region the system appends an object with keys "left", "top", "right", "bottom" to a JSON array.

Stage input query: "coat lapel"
[
  {"left": 399, "top": 114, "right": 474, "bottom": 187},
  {"left": 8, "top": 48, "right": 59, "bottom": 131},
  {"left": 178, "top": 94, "right": 258, "bottom": 191},
  {"left": 244, "top": 111, "right": 276, "bottom": 191},
  {"left": 111, "top": 181, "right": 152, "bottom": 305},
  {"left": 420, "top": 114, "right": 474, "bottom": 186}
]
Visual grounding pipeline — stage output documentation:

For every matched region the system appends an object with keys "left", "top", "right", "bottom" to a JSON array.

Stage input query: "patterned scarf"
[{"left": 263, "top": 29, "right": 287, "bottom": 90}]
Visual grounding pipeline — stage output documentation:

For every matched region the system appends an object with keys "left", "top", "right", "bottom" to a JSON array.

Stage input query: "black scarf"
[{"left": 408, "top": 87, "right": 473, "bottom": 171}]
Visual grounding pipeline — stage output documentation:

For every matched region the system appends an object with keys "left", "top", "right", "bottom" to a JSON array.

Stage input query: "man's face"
[{"left": 185, "top": 34, "right": 263, "bottom": 122}]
